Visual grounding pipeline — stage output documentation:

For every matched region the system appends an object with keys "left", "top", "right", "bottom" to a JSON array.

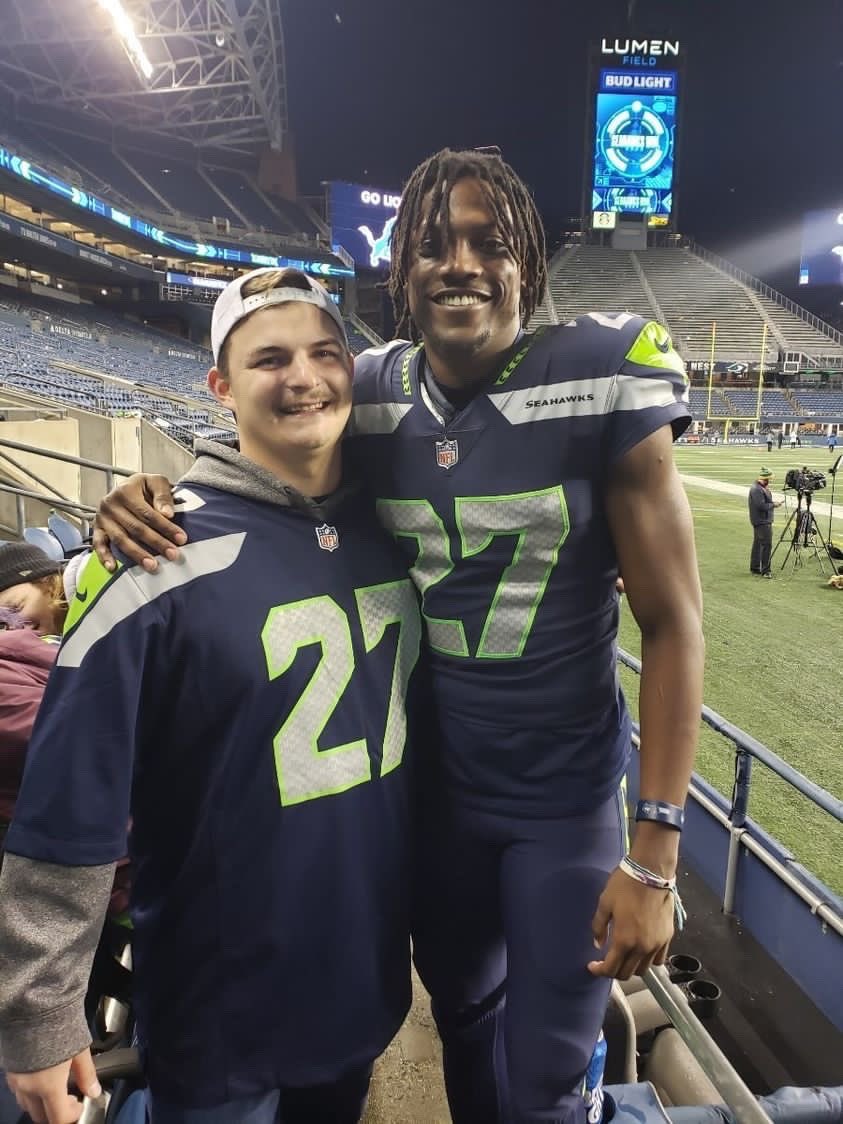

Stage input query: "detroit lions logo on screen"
[{"left": 358, "top": 215, "right": 397, "bottom": 268}]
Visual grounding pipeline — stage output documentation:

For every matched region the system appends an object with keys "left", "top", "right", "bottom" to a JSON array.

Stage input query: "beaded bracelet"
[
  {"left": 635, "top": 799, "right": 685, "bottom": 832},
  {"left": 619, "top": 855, "right": 687, "bottom": 931}
]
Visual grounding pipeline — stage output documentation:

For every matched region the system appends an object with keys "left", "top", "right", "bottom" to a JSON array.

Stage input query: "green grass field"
[{"left": 617, "top": 443, "right": 843, "bottom": 895}]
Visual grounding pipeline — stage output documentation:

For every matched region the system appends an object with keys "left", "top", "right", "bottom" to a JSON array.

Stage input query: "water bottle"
[{"left": 583, "top": 1030, "right": 607, "bottom": 1124}]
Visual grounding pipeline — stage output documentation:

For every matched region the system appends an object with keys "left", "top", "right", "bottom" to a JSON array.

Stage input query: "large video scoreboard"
[
  {"left": 329, "top": 181, "right": 401, "bottom": 271},
  {"left": 585, "top": 38, "right": 684, "bottom": 230}
]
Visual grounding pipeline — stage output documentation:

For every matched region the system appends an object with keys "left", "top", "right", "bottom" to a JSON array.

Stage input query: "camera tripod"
[{"left": 770, "top": 490, "right": 832, "bottom": 575}]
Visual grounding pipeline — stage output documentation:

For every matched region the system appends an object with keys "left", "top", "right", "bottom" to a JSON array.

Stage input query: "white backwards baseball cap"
[{"left": 210, "top": 268, "right": 348, "bottom": 364}]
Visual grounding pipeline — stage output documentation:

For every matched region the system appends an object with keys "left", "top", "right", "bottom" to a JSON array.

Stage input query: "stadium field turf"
[{"left": 618, "top": 443, "right": 843, "bottom": 895}]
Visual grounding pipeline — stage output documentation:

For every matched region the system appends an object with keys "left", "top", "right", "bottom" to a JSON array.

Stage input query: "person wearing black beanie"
[{"left": 0, "top": 544, "right": 64, "bottom": 635}]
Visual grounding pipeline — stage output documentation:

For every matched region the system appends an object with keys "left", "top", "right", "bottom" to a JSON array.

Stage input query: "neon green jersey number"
[
  {"left": 378, "top": 487, "right": 569, "bottom": 659},
  {"left": 375, "top": 499, "right": 469, "bottom": 656},
  {"left": 261, "top": 580, "right": 420, "bottom": 806}
]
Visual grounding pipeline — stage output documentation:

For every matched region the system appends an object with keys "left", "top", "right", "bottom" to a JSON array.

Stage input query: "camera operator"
[{"left": 748, "top": 467, "right": 783, "bottom": 577}]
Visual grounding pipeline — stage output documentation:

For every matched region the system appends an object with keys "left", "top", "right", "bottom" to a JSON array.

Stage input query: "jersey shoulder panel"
[
  {"left": 499, "top": 314, "right": 655, "bottom": 388},
  {"left": 605, "top": 317, "right": 691, "bottom": 452},
  {"left": 352, "top": 340, "right": 415, "bottom": 404},
  {"left": 60, "top": 527, "right": 246, "bottom": 669},
  {"left": 349, "top": 339, "right": 419, "bottom": 436}
]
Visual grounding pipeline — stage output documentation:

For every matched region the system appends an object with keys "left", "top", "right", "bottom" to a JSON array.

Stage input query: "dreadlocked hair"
[{"left": 388, "top": 148, "right": 547, "bottom": 343}]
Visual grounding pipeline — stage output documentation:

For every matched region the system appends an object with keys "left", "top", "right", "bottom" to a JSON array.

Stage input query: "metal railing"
[
  {"left": 347, "top": 312, "right": 384, "bottom": 348},
  {"left": 0, "top": 437, "right": 136, "bottom": 539},
  {"left": 618, "top": 649, "right": 843, "bottom": 931},
  {"left": 643, "top": 966, "right": 774, "bottom": 1123}
]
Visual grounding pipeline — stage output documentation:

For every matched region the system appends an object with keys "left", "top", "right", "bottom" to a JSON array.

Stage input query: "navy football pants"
[
  {"left": 146, "top": 1061, "right": 373, "bottom": 1123},
  {"left": 412, "top": 789, "right": 626, "bottom": 1124}
]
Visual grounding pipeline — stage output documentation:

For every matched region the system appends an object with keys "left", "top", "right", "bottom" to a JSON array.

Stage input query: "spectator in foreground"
[{"left": 0, "top": 268, "right": 423, "bottom": 1124}]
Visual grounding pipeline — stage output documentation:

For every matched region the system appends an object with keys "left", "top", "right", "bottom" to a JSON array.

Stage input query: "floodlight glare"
[{"left": 97, "top": 0, "right": 154, "bottom": 81}]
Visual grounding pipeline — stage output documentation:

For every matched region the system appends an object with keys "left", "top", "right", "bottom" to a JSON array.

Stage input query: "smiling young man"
[
  {"left": 90, "top": 149, "right": 704, "bottom": 1124},
  {"left": 0, "top": 268, "right": 422, "bottom": 1124}
]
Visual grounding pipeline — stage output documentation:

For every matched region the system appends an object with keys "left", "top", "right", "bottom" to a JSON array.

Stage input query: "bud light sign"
[{"left": 329, "top": 181, "right": 401, "bottom": 271}]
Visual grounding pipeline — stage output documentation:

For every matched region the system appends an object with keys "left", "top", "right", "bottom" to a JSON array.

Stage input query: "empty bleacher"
[
  {"left": 126, "top": 156, "right": 241, "bottom": 225},
  {"left": 689, "top": 388, "right": 730, "bottom": 419},
  {"left": 754, "top": 296, "right": 843, "bottom": 363},
  {"left": 542, "top": 245, "right": 657, "bottom": 324},
  {"left": 0, "top": 286, "right": 380, "bottom": 452},
  {"left": 633, "top": 249, "right": 777, "bottom": 363},
  {"left": 791, "top": 390, "right": 843, "bottom": 418},
  {"left": 1, "top": 121, "right": 320, "bottom": 244},
  {"left": 37, "top": 128, "right": 168, "bottom": 215},
  {"left": 634, "top": 248, "right": 843, "bottom": 366},
  {"left": 0, "top": 291, "right": 232, "bottom": 446},
  {"left": 203, "top": 166, "right": 290, "bottom": 232},
  {"left": 546, "top": 246, "right": 843, "bottom": 370}
]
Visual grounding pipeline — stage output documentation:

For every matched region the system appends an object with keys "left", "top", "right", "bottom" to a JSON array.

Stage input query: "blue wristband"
[{"left": 635, "top": 799, "right": 685, "bottom": 831}]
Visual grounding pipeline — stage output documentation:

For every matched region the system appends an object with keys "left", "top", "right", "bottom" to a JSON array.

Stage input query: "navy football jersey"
[
  {"left": 6, "top": 483, "right": 421, "bottom": 1105},
  {"left": 347, "top": 313, "right": 690, "bottom": 816}
]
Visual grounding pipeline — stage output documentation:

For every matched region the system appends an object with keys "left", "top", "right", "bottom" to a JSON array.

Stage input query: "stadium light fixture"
[{"left": 97, "top": 0, "right": 154, "bottom": 81}]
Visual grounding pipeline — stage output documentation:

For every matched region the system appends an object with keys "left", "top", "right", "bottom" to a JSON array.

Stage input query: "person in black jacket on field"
[{"left": 748, "top": 467, "right": 782, "bottom": 577}]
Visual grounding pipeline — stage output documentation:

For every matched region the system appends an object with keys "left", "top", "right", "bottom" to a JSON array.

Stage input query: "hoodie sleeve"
[
  {"left": 0, "top": 855, "right": 115, "bottom": 1072},
  {"left": 0, "top": 555, "right": 165, "bottom": 1073}
]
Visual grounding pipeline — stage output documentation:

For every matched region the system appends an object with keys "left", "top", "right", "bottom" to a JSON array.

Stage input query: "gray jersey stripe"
[
  {"left": 613, "top": 372, "right": 687, "bottom": 411},
  {"left": 488, "top": 377, "right": 615, "bottom": 424},
  {"left": 348, "top": 402, "right": 414, "bottom": 436},
  {"left": 58, "top": 533, "right": 247, "bottom": 668},
  {"left": 488, "top": 373, "right": 684, "bottom": 425}
]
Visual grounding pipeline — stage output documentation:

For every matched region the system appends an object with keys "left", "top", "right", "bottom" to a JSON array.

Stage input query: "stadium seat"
[
  {"left": 22, "top": 526, "right": 64, "bottom": 561},
  {"left": 47, "top": 512, "right": 84, "bottom": 554}
]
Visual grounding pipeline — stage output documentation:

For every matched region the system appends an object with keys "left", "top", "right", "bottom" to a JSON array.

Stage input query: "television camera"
[{"left": 784, "top": 467, "right": 826, "bottom": 494}]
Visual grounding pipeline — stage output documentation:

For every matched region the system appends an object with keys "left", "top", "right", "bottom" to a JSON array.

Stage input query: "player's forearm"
[
  {"left": 0, "top": 854, "right": 115, "bottom": 1072},
  {"left": 632, "top": 616, "right": 704, "bottom": 877}
]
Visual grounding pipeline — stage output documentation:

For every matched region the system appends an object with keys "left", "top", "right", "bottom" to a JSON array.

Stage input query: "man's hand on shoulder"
[
  {"left": 93, "top": 473, "right": 185, "bottom": 573},
  {"left": 6, "top": 1049, "right": 100, "bottom": 1124}
]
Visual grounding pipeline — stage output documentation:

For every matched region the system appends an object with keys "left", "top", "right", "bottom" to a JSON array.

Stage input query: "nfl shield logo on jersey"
[
  {"left": 315, "top": 523, "right": 339, "bottom": 552},
  {"left": 435, "top": 438, "right": 459, "bottom": 469}
]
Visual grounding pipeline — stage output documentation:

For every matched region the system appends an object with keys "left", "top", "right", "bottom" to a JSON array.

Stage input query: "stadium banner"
[
  {"left": 49, "top": 323, "right": 93, "bottom": 340},
  {"left": 599, "top": 69, "right": 677, "bottom": 94},
  {"left": 329, "top": 181, "right": 401, "bottom": 270},
  {"left": 0, "top": 144, "right": 353, "bottom": 278},
  {"left": 0, "top": 210, "right": 153, "bottom": 280},
  {"left": 166, "top": 272, "right": 227, "bottom": 290},
  {"left": 798, "top": 210, "right": 843, "bottom": 286}
]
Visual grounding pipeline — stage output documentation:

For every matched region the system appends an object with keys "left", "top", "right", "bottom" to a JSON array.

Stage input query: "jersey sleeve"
[
  {"left": 4, "top": 553, "right": 166, "bottom": 868},
  {"left": 348, "top": 340, "right": 415, "bottom": 440},
  {"left": 605, "top": 319, "right": 691, "bottom": 464}
]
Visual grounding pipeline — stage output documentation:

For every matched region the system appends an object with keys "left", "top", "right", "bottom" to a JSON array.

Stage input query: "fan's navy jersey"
[
  {"left": 6, "top": 484, "right": 422, "bottom": 1106},
  {"left": 347, "top": 313, "right": 690, "bottom": 816}
]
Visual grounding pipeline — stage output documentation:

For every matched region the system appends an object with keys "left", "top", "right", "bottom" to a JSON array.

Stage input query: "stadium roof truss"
[{"left": 0, "top": 0, "right": 288, "bottom": 155}]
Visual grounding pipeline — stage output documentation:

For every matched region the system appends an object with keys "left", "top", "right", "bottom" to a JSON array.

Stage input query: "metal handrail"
[
  {"left": 618, "top": 650, "right": 843, "bottom": 823},
  {"left": 643, "top": 967, "right": 774, "bottom": 1124},
  {"left": 0, "top": 438, "right": 135, "bottom": 482},
  {"left": 0, "top": 447, "right": 72, "bottom": 504},
  {"left": 0, "top": 482, "right": 96, "bottom": 516}
]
